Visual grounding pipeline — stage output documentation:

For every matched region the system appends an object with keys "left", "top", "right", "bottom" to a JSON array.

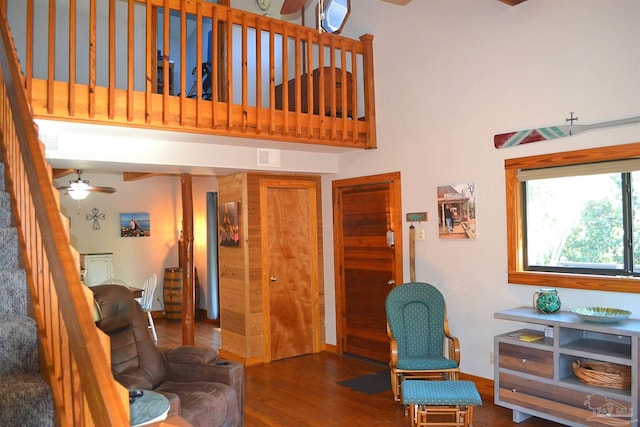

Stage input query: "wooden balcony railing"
[
  {"left": 7, "top": 0, "right": 377, "bottom": 150},
  {"left": 0, "top": 5, "right": 129, "bottom": 426}
]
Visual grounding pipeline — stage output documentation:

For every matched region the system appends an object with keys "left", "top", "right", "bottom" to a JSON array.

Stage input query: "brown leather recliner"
[{"left": 92, "top": 285, "right": 243, "bottom": 427}]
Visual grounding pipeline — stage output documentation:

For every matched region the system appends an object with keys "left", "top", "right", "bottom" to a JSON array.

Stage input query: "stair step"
[
  {"left": 0, "top": 315, "right": 39, "bottom": 376},
  {"left": 0, "top": 269, "right": 27, "bottom": 316},
  {"left": 0, "top": 373, "right": 54, "bottom": 427},
  {"left": 0, "top": 227, "right": 18, "bottom": 270},
  {"left": 0, "top": 192, "right": 10, "bottom": 228}
]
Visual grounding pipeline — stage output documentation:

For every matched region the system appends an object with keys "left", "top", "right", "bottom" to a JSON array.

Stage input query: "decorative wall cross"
[
  {"left": 565, "top": 112, "right": 578, "bottom": 125},
  {"left": 86, "top": 207, "right": 105, "bottom": 230}
]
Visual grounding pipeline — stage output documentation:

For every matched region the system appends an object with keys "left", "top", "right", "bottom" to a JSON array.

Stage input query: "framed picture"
[
  {"left": 219, "top": 201, "right": 240, "bottom": 247},
  {"left": 437, "top": 183, "right": 476, "bottom": 239},
  {"left": 120, "top": 212, "right": 151, "bottom": 237}
]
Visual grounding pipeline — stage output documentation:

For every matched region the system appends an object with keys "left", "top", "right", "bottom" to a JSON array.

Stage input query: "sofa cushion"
[{"left": 154, "top": 381, "right": 238, "bottom": 427}]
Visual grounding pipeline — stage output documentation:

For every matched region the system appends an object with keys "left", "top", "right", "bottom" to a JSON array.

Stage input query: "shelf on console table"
[{"left": 494, "top": 306, "right": 639, "bottom": 427}]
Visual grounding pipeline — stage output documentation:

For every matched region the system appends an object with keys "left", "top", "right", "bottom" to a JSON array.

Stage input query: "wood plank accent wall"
[{"left": 217, "top": 172, "right": 324, "bottom": 365}]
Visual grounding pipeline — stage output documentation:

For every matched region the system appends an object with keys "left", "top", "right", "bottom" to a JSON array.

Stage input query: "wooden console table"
[{"left": 495, "top": 306, "right": 639, "bottom": 426}]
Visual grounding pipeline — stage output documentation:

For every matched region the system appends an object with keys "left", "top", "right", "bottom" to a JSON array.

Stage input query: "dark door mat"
[{"left": 338, "top": 370, "right": 391, "bottom": 395}]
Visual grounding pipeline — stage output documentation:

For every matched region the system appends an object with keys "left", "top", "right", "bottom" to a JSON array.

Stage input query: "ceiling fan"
[{"left": 56, "top": 169, "right": 116, "bottom": 200}]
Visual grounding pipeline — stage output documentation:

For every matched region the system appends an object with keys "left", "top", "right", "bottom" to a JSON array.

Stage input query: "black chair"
[{"left": 187, "top": 62, "right": 212, "bottom": 100}]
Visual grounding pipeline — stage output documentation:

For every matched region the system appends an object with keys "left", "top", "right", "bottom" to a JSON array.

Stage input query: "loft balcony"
[{"left": 5, "top": 0, "right": 377, "bottom": 150}]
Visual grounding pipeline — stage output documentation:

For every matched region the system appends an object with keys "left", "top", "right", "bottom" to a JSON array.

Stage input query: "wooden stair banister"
[{"left": 0, "top": 5, "right": 129, "bottom": 426}]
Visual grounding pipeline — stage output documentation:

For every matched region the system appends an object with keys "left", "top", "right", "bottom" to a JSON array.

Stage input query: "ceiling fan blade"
[
  {"left": 280, "top": 0, "right": 307, "bottom": 15},
  {"left": 56, "top": 185, "right": 116, "bottom": 193},
  {"left": 55, "top": 169, "right": 116, "bottom": 195},
  {"left": 88, "top": 186, "right": 116, "bottom": 194},
  {"left": 380, "top": 0, "right": 412, "bottom": 5}
]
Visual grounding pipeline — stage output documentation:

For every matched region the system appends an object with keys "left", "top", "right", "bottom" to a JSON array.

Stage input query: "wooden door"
[
  {"left": 261, "top": 180, "right": 319, "bottom": 361},
  {"left": 333, "top": 172, "right": 402, "bottom": 363}
]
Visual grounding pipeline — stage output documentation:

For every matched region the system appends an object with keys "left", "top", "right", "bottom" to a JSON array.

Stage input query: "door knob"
[
  {"left": 388, "top": 280, "right": 395, "bottom": 286},
  {"left": 270, "top": 276, "right": 278, "bottom": 282}
]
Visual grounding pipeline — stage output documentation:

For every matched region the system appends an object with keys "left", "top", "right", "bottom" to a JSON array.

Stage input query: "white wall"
[
  {"left": 32, "top": 0, "right": 640, "bottom": 381},
  {"left": 58, "top": 172, "right": 218, "bottom": 312},
  {"left": 320, "top": 0, "right": 640, "bottom": 379}
]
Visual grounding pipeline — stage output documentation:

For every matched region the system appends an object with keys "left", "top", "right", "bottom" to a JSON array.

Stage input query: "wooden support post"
[{"left": 181, "top": 173, "right": 195, "bottom": 345}]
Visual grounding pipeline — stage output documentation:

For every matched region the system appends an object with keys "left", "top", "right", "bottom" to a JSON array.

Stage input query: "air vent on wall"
[{"left": 257, "top": 148, "right": 281, "bottom": 167}]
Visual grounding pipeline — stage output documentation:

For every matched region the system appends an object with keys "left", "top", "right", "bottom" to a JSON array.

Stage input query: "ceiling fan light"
[{"left": 68, "top": 181, "right": 90, "bottom": 200}]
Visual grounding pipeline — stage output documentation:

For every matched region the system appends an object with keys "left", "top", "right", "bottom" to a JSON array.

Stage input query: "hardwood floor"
[{"left": 154, "top": 318, "right": 563, "bottom": 426}]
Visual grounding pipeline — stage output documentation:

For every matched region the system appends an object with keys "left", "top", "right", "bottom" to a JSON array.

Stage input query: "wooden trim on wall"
[{"left": 505, "top": 141, "right": 640, "bottom": 293}]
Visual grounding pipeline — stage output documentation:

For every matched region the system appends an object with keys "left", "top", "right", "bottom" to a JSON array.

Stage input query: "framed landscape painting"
[{"left": 120, "top": 212, "right": 151, "bottom": 237}]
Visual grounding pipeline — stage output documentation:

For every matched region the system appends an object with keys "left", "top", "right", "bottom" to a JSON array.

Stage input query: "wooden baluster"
[
  {"left": 47, "top": 0, "right": 55, "bottom": 115},
  {"left": 127, "top": 0, "right": 134, "bottom": 122},
  {"left": 329, "top": 38, "right": 336, "bottom": 141},
  {"left": 162, "top": 0, "right": 169, "bottom": 124},
  {"left": 68, "top": 0, "right": 76, "bottom": 116},
  {"left": 226, "top": 7, "right": 233, "bottom": 130},
  {"left": 268, "top": 20, "right": 275, "bottom": 134},
  {"left": 294, "top": 27, "right": 301, "bottom": 136},
  {"left": 281, "top": 24, "right": 289, "bottom": 135},
  {"left": 350, "top": 39, "right": 358, "bottom": 144},
  {"left": 211, "top": 6, "right": 219, "bottom": 127},
  {"left": 255, "top": 18, "right": 263, "bottom": 134},
  {"left": 340, "top": 40, "right": 347, "bottom": 142},
  {"left": 195, "top": 1, "right": 203, "bottom": 127},
  {"left": 318, "top": 39, "right": 325, "bottom": 141},
  {"left": 25, "top": 0, "right": 34, "bottom": 104},
  {"left": 305, "top": 28, "right": 313, "bottom": 139},
  {"left": 241, "top": 14, "right": 248, "bottom": 132},
  {"left": 179, "top": 0, "right": 186, "bottom": 126},
  {"left": 88, "top": 0, "right": 96, "bottom": 118},
  {"left": 108, "top": 0, "right": 115, "bottom": 119}
]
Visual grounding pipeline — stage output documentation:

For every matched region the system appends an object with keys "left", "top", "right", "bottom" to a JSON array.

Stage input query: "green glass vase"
[{"left": 533, "top": 288, "right": 561, "bottom": 314}]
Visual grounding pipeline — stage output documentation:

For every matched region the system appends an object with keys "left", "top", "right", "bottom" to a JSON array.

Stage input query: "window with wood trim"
[{"left": 505, "top": 142, "right": 640, "bottom": 293}]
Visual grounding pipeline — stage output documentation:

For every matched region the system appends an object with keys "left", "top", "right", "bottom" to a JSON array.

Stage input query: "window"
[{"left": 505, "top": 142, "right": 640, "bottom": 293}]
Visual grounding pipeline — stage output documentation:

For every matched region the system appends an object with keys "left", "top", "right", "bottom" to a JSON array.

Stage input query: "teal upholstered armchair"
[{"left": 385, "top": 282, "right": 460, "bottom": 402}]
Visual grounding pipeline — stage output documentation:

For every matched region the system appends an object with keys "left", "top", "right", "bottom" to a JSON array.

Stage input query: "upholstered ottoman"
[{"left": 401, "top": 380, "right": 482, "bottom": 427}]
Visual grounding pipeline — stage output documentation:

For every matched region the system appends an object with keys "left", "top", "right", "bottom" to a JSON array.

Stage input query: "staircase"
[{"left": 0, "top": 162, "right": 54, "bottom": 427}]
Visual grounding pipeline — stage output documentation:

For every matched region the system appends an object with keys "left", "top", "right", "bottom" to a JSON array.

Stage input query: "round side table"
[{"left": 130, "top": 390, "right": 170, "bottom": 427}]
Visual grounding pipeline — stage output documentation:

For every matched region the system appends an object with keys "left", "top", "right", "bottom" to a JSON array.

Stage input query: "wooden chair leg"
[{"left": 391, "top": 370, "right": 400, "bottom": 402}]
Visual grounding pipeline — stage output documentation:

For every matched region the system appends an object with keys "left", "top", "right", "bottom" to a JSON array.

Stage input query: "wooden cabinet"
[
  {"left": 82, "top": 253, "right": 113, "bottom": 286},
  {"left": 495, "top": 307, "right": 638, "bottom": 426},
  {"left": 275, "top": 67, "right": 353, "bottom": 118}
]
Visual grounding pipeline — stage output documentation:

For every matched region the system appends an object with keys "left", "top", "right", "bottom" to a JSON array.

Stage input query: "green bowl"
[{"left": 571, "top": 307, "right": 631, "bottom": 323}]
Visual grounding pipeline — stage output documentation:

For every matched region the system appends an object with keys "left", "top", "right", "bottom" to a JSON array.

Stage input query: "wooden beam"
[
  {"left": 52, "top": 168, "right": 75, "bottom": 179},
  {"left": 122, "top": 171, "right": 163, "bottom": 181}
]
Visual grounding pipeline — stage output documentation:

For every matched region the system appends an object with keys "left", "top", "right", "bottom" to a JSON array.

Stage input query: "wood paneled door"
[
  {"left": 333, "top": 172, "right": 403, "bottom": 363},
  {"left": 261, "top": 179, "right": 321, "bottom": 361}
]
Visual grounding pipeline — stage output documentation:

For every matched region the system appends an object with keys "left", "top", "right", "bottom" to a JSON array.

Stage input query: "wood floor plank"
[{"left": 153, "top": 318, "right": 562, "bottom": 426}]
